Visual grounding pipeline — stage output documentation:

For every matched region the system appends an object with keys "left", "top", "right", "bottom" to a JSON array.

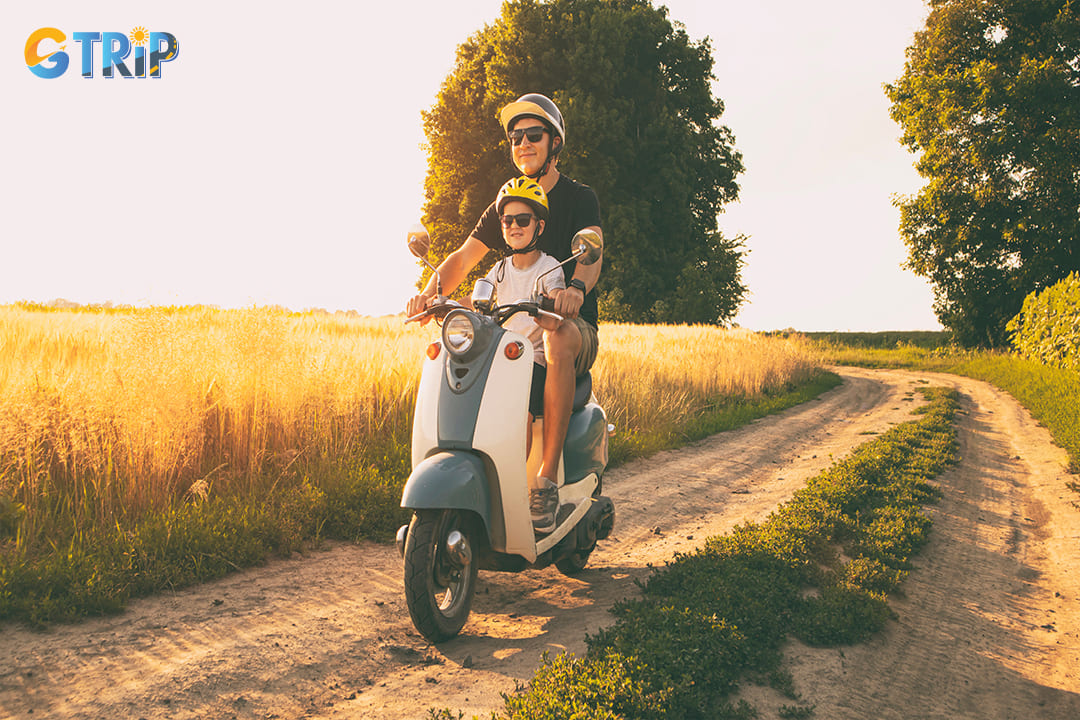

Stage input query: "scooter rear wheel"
[
  {"left": 403, "top": 509, "right": 479, "bottom": 642},
  {"left": 555, "top": 551, "right": 591, "bottom": 576}
]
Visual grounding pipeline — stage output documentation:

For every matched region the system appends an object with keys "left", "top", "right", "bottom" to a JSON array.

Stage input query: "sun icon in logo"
[{"left": 129, "top": 26, "right": 149, "bottom": 46}]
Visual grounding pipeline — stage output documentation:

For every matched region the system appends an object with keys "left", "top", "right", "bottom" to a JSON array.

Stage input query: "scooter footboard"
[{"left": 401, "top": 451, "right": 492, "bottom": 535}]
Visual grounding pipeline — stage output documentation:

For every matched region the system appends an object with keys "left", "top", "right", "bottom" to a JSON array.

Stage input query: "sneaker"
[{"left": 530, "top": 478, "right": 559, "bottom": 534}]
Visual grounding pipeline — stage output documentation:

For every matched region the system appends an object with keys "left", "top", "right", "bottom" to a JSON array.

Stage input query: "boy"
[{"left": 485, "top": 176, "right": 564, "bottom": 533}]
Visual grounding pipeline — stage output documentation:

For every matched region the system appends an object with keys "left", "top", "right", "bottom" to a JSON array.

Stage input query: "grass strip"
[
  {"left": 944, "top": 356, "right": 1080, "bottom": 473},
  {"left": 814, "top": 335, "right": 1080, "bottom": 474},
  {"left": 478, "top": 386, "right": 958, "bottom": 720},
  {"left": 0, "top": 371, "right": 840, "bottom": 626}
]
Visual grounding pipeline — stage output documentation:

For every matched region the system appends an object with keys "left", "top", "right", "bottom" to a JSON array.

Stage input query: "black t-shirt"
[{"left": 471, "top": 175, "right": 602, "bottom": 328}]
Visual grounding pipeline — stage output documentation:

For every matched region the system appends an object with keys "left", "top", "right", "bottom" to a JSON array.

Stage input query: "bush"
[{"left": 1007, "top": 272, "right": 1080, "bottom": 370}]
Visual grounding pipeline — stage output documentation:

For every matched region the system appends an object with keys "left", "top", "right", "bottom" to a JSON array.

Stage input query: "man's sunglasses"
[
  {"left": 508, "top": 126, "right": 548, "bottom": 146},
  {"left": 500, "top": 213, "right": 536, "bottom": 228}
]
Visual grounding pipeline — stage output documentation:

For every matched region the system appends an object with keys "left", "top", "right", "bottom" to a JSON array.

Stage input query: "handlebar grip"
[{"left": 539, "top": 295, "right": 556, "bottom": 313}]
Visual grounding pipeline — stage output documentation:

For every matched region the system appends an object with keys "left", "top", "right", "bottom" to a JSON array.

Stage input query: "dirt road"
[{"left": 2, "top": 368, "right": 1078, "bottom": 719}]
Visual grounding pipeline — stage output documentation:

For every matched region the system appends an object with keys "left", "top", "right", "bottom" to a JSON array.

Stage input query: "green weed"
[
  {"left": 493, "top": 388, "right": 959, "bottom": 719},
  {"left": 815, "top": 338, "right": 1080, "bottom": 475}
]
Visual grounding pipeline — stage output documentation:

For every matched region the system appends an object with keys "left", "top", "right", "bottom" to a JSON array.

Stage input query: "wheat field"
[{"left": 0, "top": 304, "right": 823, "bottom": 545}]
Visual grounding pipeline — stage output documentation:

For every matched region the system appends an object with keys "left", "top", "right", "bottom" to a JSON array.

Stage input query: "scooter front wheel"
[{"left": 403, "top": 509, "right": 479, "bottom": 642}]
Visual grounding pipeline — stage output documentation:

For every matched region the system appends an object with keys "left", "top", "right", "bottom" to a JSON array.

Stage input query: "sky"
[{"left": 2, "top": 1, "right": 940, "bottom": 331}]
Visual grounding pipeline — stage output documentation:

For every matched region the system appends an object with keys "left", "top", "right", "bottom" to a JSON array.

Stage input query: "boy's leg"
[
  {"left": 526, "top": 412, "right": 534, "bottom": 459},
  {"left": 538, "top": 320, "right": 582, "bottom": 483},
  {"left": 527, "top": 364, "right": 557, "bottom": 533},
  {"left": 526, "top": 363, "right": 546, "bottom": 491}
]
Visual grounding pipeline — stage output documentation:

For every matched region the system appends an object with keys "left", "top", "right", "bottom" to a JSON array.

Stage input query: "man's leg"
[{"left": 538, "top": 320, "right": 582, "bottom": 483}]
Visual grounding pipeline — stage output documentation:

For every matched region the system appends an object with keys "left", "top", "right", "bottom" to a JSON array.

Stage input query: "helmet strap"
[
  {"left": 521, "top": 132, "right": 561, "bottom": 181},
  {"left": 504, "top": 224, "right": 542, "bottom": 256},
  {"left": 525, "top": 159, "right": 551, "bottom": 181}
]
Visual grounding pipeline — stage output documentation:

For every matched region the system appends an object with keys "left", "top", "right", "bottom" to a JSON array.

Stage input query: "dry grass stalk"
[{"left": 0, "top": 306, "right": 820, "bottom": 537}]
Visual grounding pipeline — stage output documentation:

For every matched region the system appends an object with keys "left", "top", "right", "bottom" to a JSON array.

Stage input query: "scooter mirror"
[
  {"left": 407, "top": 223, "right": 431, "bottom": 259},
  {"left": 571, "top": 229, "right": 603, "bottom": 266},
  {"left": 471, "top": 278, "right": 496, "bottom": 313}
]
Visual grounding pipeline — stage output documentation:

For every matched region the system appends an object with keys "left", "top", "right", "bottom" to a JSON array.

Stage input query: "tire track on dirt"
[
  {"left": 2, "top": 369, "right": 1077, "bottom": 719},
  {"left": 738, "top": 370, "right": 1080, "bottom": 719}
]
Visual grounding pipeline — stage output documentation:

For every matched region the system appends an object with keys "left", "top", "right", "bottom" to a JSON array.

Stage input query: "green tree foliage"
[
  {"left": 886, "top": 0, "right": 1080, "bottom": 347},
  {"left": 1007, "top": 271, "right": 1080, "bottom": 369},
  {"left": 419, "top": 0, "right": 746, "bottom": 324}
]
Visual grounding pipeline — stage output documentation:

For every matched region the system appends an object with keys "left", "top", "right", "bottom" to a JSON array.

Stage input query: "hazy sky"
[{"left": 2, "top": 1, "right": 939, "bottom": 331}]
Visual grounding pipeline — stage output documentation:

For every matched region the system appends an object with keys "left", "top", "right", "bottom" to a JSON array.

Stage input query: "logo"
[{"left": 26, "top": 27, "right": 179, "bottom": 79}]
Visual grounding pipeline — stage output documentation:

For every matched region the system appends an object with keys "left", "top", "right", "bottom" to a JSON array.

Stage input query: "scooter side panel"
[
  {"left": 563, "top": 402, "right": 608, "bottom": 484},
  {"left": 473, "top": 333, "right": 535, "bottom": 561},
  {"left": 400, "top": 451, "right": 492, "bottom": 533},
  {"left": 411, "top": 344, "right": 443, "bottom": 469}
]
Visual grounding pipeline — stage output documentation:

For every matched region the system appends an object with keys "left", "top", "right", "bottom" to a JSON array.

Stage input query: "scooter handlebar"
[
  {"left": 405, "top": 298, "right": 463, "bottom": 324},
  {"left": 495, "top": 297, "right": 564, "bottom": 325}
]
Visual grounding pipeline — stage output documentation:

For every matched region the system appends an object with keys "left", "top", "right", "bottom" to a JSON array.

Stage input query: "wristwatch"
[{"left": 568, "top": 278, "right": 587, "bottom": 294}]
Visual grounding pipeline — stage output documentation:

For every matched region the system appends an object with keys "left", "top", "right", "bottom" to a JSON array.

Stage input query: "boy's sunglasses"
[
  {"left": 500, "top": 213, "right": 536, "bottom": 228},
  {"left": 508, "top": 126, "right": 548, "bottom": 146}
]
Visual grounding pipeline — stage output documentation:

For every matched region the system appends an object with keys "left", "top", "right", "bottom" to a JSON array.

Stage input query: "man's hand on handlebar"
[
  {"left": 530, "top": 295, "right": 563, "bottom": 331},
  {"left": 550, "top": 286, "right": 584, "bottom": 320},
  {"left": 406, "top": 294, "right": 434, "bottom": 325}
]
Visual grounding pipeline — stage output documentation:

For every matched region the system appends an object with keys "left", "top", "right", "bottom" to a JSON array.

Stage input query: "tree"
[
  {"left": 886, "top": 0, "right": 1080, "bottom": 347},
  {"left": 419, "top": 0, "right": 746, "bottom": 324}
]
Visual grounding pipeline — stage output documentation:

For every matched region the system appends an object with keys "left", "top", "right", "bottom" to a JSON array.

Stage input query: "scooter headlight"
[{"left": 443, "top": 311, "right": 476, "bottom": 356}]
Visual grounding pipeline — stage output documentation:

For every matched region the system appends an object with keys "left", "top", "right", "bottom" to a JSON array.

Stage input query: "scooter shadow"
[{"left": 431, "top": 561, "right": 657, "bottom": 676}]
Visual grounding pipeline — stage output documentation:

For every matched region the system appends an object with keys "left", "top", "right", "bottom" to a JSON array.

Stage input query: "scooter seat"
[{"left": 573, "top": 372, "right": 593, "bottom": 412}]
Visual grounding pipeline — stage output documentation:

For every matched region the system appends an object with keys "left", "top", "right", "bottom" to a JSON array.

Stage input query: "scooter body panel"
[
  {"left": 473, "top": 333, "right": 535, "bottom": 559},
  {"left": 400, "top": 450, "right": 492, "bottom": 533},
  {"left": 410, "top": 344, "right": 443, "bottom": 469},
  {"left": 409, "top": 323, "right": 539, "bottom": 562},
  {"left": 563, "top": 402, "right": 608, "bottom": 484}
]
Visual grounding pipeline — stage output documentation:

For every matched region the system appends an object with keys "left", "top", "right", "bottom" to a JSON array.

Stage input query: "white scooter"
[{"left": 396, "top": 226, "right": 615, "bottom": 642}]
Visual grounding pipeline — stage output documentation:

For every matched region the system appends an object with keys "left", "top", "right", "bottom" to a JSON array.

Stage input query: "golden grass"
[
  {"left": 593, "top": 323, "right": 823, "bottom": 437},
  {"left": 0, "top": 306, "right": 428, "bottom": 532},
  {"left": 0, "top": 306, "right": 822, "bottom": 539}
]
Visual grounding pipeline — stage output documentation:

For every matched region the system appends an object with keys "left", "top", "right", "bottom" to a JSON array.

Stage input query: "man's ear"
[
  {"left": 552, "top": 136, "right": 562, "bottom": 153},
  {"left": 538, "top": 219, "right": 545, "bottom": 235}
]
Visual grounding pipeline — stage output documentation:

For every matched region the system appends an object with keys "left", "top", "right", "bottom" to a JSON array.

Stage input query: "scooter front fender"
[{"left": 400, "top": 451, "right": 491, "bottom": 535}]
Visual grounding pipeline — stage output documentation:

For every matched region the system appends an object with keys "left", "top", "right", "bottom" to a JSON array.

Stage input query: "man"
[{"left": 406, "top": 93, "right": 603, "bottom": 532}]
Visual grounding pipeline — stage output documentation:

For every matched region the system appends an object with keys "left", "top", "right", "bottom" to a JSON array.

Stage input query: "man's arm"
[
  {"left": 406, "top": 236, "right": 490, "bottom": 318},
  {"left": 552, "top": 225, "right": 602, "bottom": 318}
]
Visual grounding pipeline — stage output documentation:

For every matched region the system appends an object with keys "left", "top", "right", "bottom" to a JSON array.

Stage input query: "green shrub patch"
[
  {"left": 492, "top": 388, "right": 959, "bottom": 719},
  {"left": 1007, "top": 272, "right": 1080, "bottom": 371}
]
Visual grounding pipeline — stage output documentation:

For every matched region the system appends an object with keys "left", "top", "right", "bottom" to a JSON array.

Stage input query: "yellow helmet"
[{"left": 496, "top": 176, "right": 549, "bottom": 222}]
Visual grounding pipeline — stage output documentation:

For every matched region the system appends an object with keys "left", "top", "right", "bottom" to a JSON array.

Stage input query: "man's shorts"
[
  {"left": 572, "top": 317, "right": 599, "bottom": 378},
  {"left": 528, "top": 319, "right": 599, "bottom": 418}
]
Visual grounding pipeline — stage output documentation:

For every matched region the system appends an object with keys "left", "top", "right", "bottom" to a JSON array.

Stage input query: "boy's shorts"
[{"left": 529, "top": 363, "right": 547, "bottom": 418}]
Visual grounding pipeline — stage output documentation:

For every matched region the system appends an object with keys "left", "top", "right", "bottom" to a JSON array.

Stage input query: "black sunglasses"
[
  {"left": 508, "top": 126, "right": 548, "bottom": 146},
  {"left": 500, "top": 213, "right": 536, "bottom": 228}
]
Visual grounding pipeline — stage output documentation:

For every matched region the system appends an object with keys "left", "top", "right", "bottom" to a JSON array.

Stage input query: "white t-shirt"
[{"left": 484, "top": 253, "right": 565, "bottom": 366}]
